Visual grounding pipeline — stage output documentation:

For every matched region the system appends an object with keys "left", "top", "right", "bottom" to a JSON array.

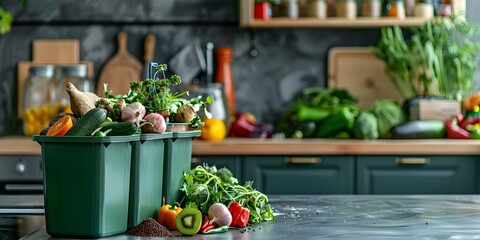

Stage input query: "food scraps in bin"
[{"left": 125, "top": 217, "right": 172, "bottom": 237}]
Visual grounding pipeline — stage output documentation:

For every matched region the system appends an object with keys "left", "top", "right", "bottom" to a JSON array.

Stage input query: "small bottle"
[
  {"left": 54, "top": 64, "right": 91, "bottom": 114},
  {"left": 23, "top": 65, "right": 55, "bottom": 135},
  {"left": 215, "top": 47, "right": 236, "bottom": 116},
  {"left": 451, "top": 0, "right": 466, "bottom": 18},
  {"left": 308, "top": 0, "right": 328, "bottom": 19},
  {"left": 414, "top": 0, "right": 434, "bottom": 18},
  {"left": 387, "top": 0, "right": 406, "bottom": 18},
  {"left": 361, "top": 0, "right": 382, "bottom": 18},
  {"left": 336, "top": 0, "right": 357, "bottom": 19},
  {"left": 283, "top": 0, "right": 299, "bottom": 19}
]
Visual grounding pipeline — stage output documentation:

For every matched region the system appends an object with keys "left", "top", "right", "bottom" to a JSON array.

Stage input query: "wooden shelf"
[{"left": 240, "top": 0, "right": 430, "bottom": 28}]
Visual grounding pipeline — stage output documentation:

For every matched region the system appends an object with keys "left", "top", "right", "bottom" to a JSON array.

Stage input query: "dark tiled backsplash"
[{"left": 0, "top": 0, "right": 478, "bottom": 136}]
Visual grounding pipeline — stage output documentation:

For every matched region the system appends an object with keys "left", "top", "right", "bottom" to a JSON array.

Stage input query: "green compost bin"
[
  {"left": 163, "top": 130, "right": 201, "bottom": 204},
  {"left": 128, "top": 132, "right": 172, "bottom": 228},
  {"left": 32, "top": 135, "right": 139, "bottom": 238}
]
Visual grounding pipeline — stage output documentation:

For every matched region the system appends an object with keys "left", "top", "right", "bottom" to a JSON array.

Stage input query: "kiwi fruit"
[{"left": 175, "top": 207, "right": 202, "bottom": 235}]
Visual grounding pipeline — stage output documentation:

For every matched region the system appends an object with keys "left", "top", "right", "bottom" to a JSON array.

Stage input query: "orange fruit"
[
  {"left": 198, "top": 118, "right": 226, "bottom": 142},
  {"left": 46, "top": 115, "right": 73, "bottom": 136}
]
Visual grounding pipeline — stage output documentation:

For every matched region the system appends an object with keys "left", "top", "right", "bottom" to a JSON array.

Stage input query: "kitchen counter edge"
[{"left": 2, "top": 136, "right": 480, "bottom": 156}]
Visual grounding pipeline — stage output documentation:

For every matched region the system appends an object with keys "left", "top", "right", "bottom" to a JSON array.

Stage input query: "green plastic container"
[
  {"left": 32, "top": 135, "right": 139, "bottom": 238},
  {"left": 163, "top": 130, "right": 201, "bottom": 204},
  {"left": 128, "top": 132, "right": 172, "bottom": 228}
]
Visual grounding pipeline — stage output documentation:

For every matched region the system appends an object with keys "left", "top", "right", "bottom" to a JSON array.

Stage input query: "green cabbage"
[{"left": 371, "top": 100, "right": 406, "bottom": 138}]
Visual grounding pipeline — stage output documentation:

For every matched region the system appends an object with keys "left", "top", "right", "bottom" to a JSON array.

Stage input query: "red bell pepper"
[
  {"left": 229, "top": 113, "right": 257, "bottom": 138},
  {"left": 445, "top": 119, "right": 470, "bottom": 139},
  {"left": 228, "top": 202, "right": 250, "bottom": 228}
]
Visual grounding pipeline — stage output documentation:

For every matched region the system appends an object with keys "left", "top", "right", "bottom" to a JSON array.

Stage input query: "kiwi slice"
[{"left": 175, "top": 207, "right": 202, "bottom": 235}]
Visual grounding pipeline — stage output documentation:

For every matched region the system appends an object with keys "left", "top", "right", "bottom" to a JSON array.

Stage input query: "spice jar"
[
  {"left": 283, "top": 0, "right": 299, "bottom": 19},
  {"left": 387, "top": 0, "right": 406, "bottom": 18},
  {"left": 308, "top": 0, "right": 328, "bottom": 19},
  {"left": 54, "top": 64, "right": 91, "bottom": 114},
  {"left": 361, "top": 0, "right": 382, "bottom": 17},
  {"left": 336, "top": 0, "right": 357, "bottom": 19},
  {"left": 414, "top": 0, "right": 434, "bottom": 18},
  {"left": 23, "top": 65, "right": 55, "bottom": 135}
]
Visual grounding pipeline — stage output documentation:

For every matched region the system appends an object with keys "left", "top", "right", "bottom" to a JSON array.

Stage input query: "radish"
[{"left": 142, "top": 113, "right": 167, "bottom": 133}]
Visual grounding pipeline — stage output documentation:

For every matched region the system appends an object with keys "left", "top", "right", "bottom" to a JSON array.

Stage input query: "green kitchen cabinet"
[
  {"left": 243, "top": 156, "right": 355, "bottom": 194},
  {"left": 191, "top": 155, "right": 242, "bottom": 183},
  {"left": 356, "top": 156, "right": 480, "bottom": 194}
]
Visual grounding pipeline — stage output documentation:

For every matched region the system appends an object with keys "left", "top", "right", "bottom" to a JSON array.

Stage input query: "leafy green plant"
[
  {"left": 129, "top": 64, "right": 186, "bottom": 113},
  {"left": 0, "top": 1, "right": 26, "bottom": 35},
  {"left": 372, "top": 16, "right": 480, "bottom": 101}
]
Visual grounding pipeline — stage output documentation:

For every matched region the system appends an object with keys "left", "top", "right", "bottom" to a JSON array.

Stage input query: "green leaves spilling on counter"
[{"left": 179, "top": 165, "right": 274, "bottom": 224}]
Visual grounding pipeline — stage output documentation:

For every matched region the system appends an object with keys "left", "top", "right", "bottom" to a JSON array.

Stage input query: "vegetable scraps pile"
[
  {"left": 156, "top": 165, "right": 274, "bottom": 236},
  {"left": 40, "top": 63, "right": 211, "bottom": 137}
]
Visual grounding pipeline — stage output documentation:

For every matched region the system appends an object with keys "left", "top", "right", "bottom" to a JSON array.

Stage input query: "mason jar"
[{"left": 23, "top": 65, "right": 55, "bottom": 135}]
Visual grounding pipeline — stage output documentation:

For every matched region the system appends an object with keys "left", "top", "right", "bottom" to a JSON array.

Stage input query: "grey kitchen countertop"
[{"left": 19, "top": 194, "right": 480, "bottom": 239}]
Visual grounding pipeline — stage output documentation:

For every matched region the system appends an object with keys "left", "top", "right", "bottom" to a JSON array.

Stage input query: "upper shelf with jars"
[{"left": 239, "top": 0, "right": 464, "bottom": 28}]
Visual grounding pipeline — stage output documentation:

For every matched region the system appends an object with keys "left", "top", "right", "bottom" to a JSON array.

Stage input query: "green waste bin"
[
  {"left": 163, "top": 130, "right": 201, "bottom": 204},
  {"left": 32, "top": 135, "right": 139, "bottom": 238},
  {"left": 128, "top": 132, "right": 172, "bottom": 228}
]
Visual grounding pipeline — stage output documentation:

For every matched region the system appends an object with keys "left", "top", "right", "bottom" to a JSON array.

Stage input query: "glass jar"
[
  {"left": 387, "top": 0, "right": 406, "bottom": 18},
  {"left": 283, "top": 0, "right": 299, "bottom": 19},
  {"left": 414, "top": 0, "right": 434, "bottom": 18},
  {"left": 336, "top": 0, "right": 357, "bottom": 19},
  {"left": 308, "top": 0, "right": 328, "bottom": 19},
  {"left": 54, "top": 64, "right": 91, "bottom": 114},
  {"left": 361, "top": 0, "right": 382, "bottom": 17},
  {"left": 23, "top": 65, "right": 55, "bottom": 135}
]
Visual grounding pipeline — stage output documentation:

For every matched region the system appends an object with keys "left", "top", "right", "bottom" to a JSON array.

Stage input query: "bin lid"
[
  {"left": 171, "top": 130, "right": 201, "bottom": 139},
  {"left": 32, "top": 135, "right": 140, "bottom": 143},
  {"left": 139, "top": 132, "right": 173, "bottom": 141}
]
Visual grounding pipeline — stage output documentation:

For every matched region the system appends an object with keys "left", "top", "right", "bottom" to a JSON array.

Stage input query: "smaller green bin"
[
  {"left": 32, "top": 135, "right": 139, "bottom": 238},
  {"left": 128, "top": 132, "right": 172, "bottom": 228},
  {"left": 163, "top": 130, "right": 201, "bottom": 204}
]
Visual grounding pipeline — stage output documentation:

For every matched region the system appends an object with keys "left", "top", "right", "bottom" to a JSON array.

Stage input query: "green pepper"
[
  {"left": 296, "top": 105, "right": 330, "bottom": 122},
  {"left": 314, "top": 107, "right": 355, "bottom": 138}
]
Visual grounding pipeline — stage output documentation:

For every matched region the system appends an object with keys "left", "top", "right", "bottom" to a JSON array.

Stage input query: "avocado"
[{"left": 175, "top": 207, "right": 202, "bottom": 235}]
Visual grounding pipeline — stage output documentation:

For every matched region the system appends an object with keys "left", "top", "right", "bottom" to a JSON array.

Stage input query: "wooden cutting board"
[
  {"left": 96, "top": 32, "right": 142, "bottom": 97},
  {"left": 328, "top": 47, "right": 404, "bottom": 108}
]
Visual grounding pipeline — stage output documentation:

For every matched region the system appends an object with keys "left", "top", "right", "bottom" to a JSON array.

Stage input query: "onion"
[
  {"left": 142, "top": 113, "right": 167, "bottom": 133},
  {"left": 121, "top": 102, "right": 146, "bottom": 125},
  {"left": 208, "top": 203, "right": 232, "bottom": 227}
]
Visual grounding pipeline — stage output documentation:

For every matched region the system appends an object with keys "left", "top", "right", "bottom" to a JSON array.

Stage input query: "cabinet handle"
[
  {"left": 284, "top": 157, "right": 321, "bottom": 164},
  {"left": 192, "top": 157, "right": 201, "bottom": 164},
  {"left": 395, "top": 158, "right": 430, "bottom": 165}
]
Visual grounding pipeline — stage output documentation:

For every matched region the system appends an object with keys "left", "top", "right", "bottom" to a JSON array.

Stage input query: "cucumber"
[
  {"left": 390, "top": 120, "right": 445, "bottom": 139},
  {"left": 65, "top": 108, "right": 107, "bottom": 136},
  {"left": 101, "top": 121, "right": 138, "bottom": 136}
]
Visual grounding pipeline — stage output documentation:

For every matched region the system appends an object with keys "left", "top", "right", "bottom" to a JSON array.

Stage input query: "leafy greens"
[{"left": 179, "top": 165, "right": 274, "bottom": 224}]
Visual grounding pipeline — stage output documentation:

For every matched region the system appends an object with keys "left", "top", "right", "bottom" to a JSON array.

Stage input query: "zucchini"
[
  {"left": 101, "top": 121, "right": 138, "bottom": 136},
  {"left": 65, "top": 108, "right": 107, "bottom": 136},
  {"left": 390, "top": 120, "right": 445, "bottom": 139}
]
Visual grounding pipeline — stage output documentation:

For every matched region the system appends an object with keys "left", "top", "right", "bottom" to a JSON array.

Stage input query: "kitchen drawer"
[
  {"left": 243, "top": 156, "right": 355, "bottom": 194},
  {"left": 356, "top": 156, "right": 479, "bottom": 194},
  {"left": 191, "top": 156, "right": 242, "bottom": 183},
  {"left": 0, "top": 155, "right": 43, "bottom": 180}
]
